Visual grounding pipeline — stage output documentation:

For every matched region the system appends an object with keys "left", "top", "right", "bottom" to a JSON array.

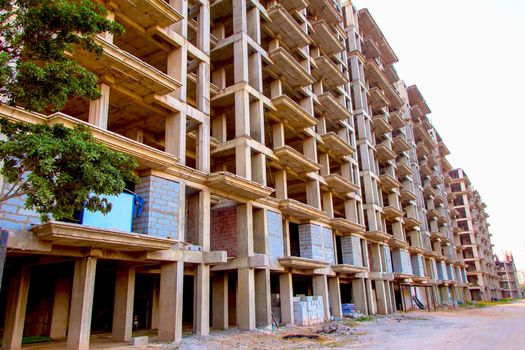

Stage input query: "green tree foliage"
[
  {"left": 0, "top": 0, "right": 123, "bottom": 112},
  {"left": 0, "top": 118, "right": 139, "bottom": 222}
]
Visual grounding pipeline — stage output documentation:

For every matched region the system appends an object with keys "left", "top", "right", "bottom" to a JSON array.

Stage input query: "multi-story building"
[
  {"left": 0, "top": 2, "right": 496, "bottom": 350},
  {"left": 449, "top": 168, "right": 500, "bottom": 301},
  {"left": 496, "top": 253, "right": 523, "bottom": 299}
]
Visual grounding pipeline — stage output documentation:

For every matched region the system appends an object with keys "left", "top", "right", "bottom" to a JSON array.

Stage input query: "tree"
[
  {"left": 0, "top": 118, "right": 139, "bottom": 222},
  {"left": 0, "top": 0, "right": 124, "bottom": 112}
]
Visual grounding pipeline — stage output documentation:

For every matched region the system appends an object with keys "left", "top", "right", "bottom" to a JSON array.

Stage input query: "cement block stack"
[{"left": 293, "top": 296, "right": 325, "bottom": 326}]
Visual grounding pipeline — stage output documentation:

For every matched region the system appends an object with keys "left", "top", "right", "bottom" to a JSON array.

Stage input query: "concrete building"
[
  {"left": 496, "top": 253, "right": 523, "bottom": 299},
  {"left": 449, "top": 168, "right": 500, "bottom": 301},
  {"left": 0, "top": 1, "right": 499, "bottom": 349}
]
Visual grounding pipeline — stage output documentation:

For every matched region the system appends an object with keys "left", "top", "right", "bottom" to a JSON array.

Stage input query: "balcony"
[
  {"left": 396, "top": 160, "right": 412, "bottom": 177},
  {"left": 310, "top": 20, "right": 344, "bottom": 55},
  {"left": 264, "top": 4, "right": 310, "bottom": 49},
  {"left": 312, "top": 56, "right": 347, "bottom": 87},
  {"left": 383, "top": 206, "right": 404, "bottom": 221},
  {"left": 320, "top": 132, "right": 355, "bottom": 158},
  {"left": 323, "top": 174, "right": 358, "bottom": 195},
  {"left": 362, "top": 37, "right": 380, "bottom": 60},
  {"left": 400, "top": 188, "right": 417, "bottom": 202},
  {"left": 207, "top": 172, "right": 274, "bottom": 200},
  {"left": 375, "top": 140, "right": 397, "bottom": 163},
  {"left": 416, "top": 142, "right": 431, "bottom": 158},
  {"left": 404, "top": 217, "right": 421, "bottom": 230},
  {"left": 413, "top": 124, "right": 436, "bottom": 149},
  {"left": 393, "top": 135, "right": 411, "bottom": 153},
  {"left": 358, "top": 9, "right": 398, "bottom": 65},
  {"left": 309, "top": 0, "right": 343, "bottom": 24},
  {"left": 71, "top": 37, "right": 181, "bottom": 97},
  {"left": 274, "top": 146, "right": 321, "bottom": 173},
  {"left": 110, "top": 0, "right": 183, "bottom": 29},
  {"left": 32, "top": 222, "right": 176, "bottom": 252},
  {"left": 279, "top": 256, "right": 329, "bottom": 269},
  {"left": 316, "top": 92, "right": 352, "bottom": 122},
  {"left": 371, "top": 115, "right": 393, "bottom": 135},
  {"left": 389, "top": 111, "right": 406, "bottom": 129},
  {"left": 269, "top": 95, "right": 317, "bottom": 129},
  {"left": 331, "top": 218, "right": 366, "bottom": 235},
  {"left": 365, "top": 61, "right": 403, "bottom": 109},
  {"left": 365, "top": 230, "right": 391, "bottom": 243},
  {"left": 379, "top": 172, "right": 401, "bottom": 191},
  {"left": 368, "top": 87, "right": 389, "bottom": 108},
  {"left": 279, "top": 199, "right": 327, "bottom": 221},
  {"left": 268, "top": 47, "right": 315, "bottom": 88},
  {"left": 281, "top": 0, "right": 309, "bottom": 11},
  {"left": 389, "top": 238, "right": 410, "bottom": 249}
]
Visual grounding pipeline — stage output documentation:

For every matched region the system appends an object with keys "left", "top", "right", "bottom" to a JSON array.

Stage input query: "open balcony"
[
  {"left": 393, "top": 135, "right": 411, "bottom": 153},
  {"left": 309, "top": 0, "right": 343, "bottom": 24},
  {"left": 320, "top": 132, "right": 355, "bottom": 158},
  {"left": 268, "top": 47, "right": 315, "bottom": 88},
  {"left": 310, "top": 20, "right": 344, "bottom": 55},
  {"left": 313, "top": 56, "right": 347, "bottom": 87},
  {"left": 372, "top": 115, "right": 392, "bottom": 135},
  {"left": 279, "top": 198, "right": 327, "bottom": 221},
  {"left": 358, "top": 9, "right": 398, "bottom": 66},
  {"left": 110, "top": 0, "right": 183, "bottom": 29},
  {"left": 389, "top": 111, "right": 406, "bottom": 129},
  {"left": 207, "top": 172, "right": 274, "bottom": 200},
  {"left": 404, "top": 217, "right": 421, "bottom": 230},
  {"left": 331, "top": 218, "right": 366, "bottom": 235},
  {"left": 416, "top": 142, "right": 431, "bottom": 159},
  {"left": 281, "top": 0, "right": 309, "bottom": 11},
  {"left": 396, "top": 159, "right": 412, "bottom": 177},
  {"left": 383, "top": 206, "right": 404, "bottom": 221},
  {"left": 278, "top": 256, "right": 329, "bottom": 269},
  {"left": 264, "top": 4, "right": 310, "bottom": 49},
  {"left": 269, "top": 95, "right": 318, "bottom": 129},
  {"left": 368, "top": 87, "right": 389, "bottom": 108},
  {"left": 274, "top": 146, "right": 321, "bottom": 173},
  {"left": 323, "top": 174, "right": 359, "bottom": 195},
  {"left": 375, "top": 139, "right": 397, "bottom": 163},
  {"left": 365, "top": 230, "right": 391, "bottom": 243},
  {"left": 316, "top": 92, "right": 352, "bottom": 122},
  {"left": 362, "top": 37, "right": 380, "bottom": 60},
  {"left": 379, "top": 172, "right": 401, "bottom": 191}
]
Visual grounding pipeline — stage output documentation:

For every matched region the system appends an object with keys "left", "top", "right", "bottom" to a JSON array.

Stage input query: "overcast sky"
[{"left": 352, "top": 0, "right": 525, "bottom": 269}]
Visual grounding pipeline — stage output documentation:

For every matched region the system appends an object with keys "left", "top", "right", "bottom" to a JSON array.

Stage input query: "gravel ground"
[{"left": 139, "top": 300, "right": 525, "bottom": 350}]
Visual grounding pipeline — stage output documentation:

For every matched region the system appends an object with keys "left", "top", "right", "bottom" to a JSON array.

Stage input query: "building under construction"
[
  {"left": 0, "top": 1, "right": 505, "bottom": 349},
  {"left": 496, "top": 253, "right": 523, "bottom": 299}
]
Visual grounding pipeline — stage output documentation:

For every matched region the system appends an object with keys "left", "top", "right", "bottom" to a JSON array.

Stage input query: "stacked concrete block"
[
  {"left": 293, "top": 296, "right": 325, "bottom": 326},
  {"left": 299, "top": 224, "right": 325, "bottom": 261},
  {"left": 267, "top": 211, "right": 284, "bottom": 259},
  {"left": 323, "top": 228, "right": 336, "bottom": 265},
  {"left": 411, "top": 255, "right": 425, "bottom": 277},
  {"left": 133, "top": 176, "right": 180, "bottom": 239},
  {"left": 392, "top": 249, "right": 412, "bottom": 275},
  {"left": 0, "top": 185, "right": 40, "bottom": 232},
  {"left": 341, "top": 236, "right": 363, "bottom": 266},
  {"left": 384, "top": 246, "right": 394, "bottom": 273},
  {"left": 447, "top": 264, "right": 454, "bottom": 282}
]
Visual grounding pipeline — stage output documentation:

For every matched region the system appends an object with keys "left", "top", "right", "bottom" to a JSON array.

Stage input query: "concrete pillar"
[
  {"left": 351, "top": 278, "right": 369, "bottom": 315},
  {"left": 212, "top": 273, "right": 228, "bottom": 329},
  {"left": 279, "top": 273, "right": 294, "bottom": 325},
  {"left": 366, "top": 278, "right": 377, "bottom": 314},
  {"left": 50, "top": 276, "right": 71, "bottom": 340},
  {"left": 328, "top": 277, "right": 342, "bottom": 319},
  {"left": 112, "top": 267, "right": 135, "bottom": 341},
  {"left": 151, "top": 279, "right": 159, "bottom": 329},
  {"left": 88, "top": 84, "right": 110, "bottom": 129},
  {"left": 375, "top": 280, "right": 388, "bottom": 315},
  {"left": 165, "top": 112, "right": 187, "bottom": 163},
  {"left": 2, "top": 267, "right": 30, "bottom": 350},
  {"left": 67, "top": 257, "right": 97, "bottom": 350},
  {"left": 313, "top": 275, "right": 330, "bottom": 321},
  {"left": 254, "top": 269, "right": 271, "bottom": 328},
  {"left": 194, "top": 264, "right": 210, "bottom": 335},
  {"left": 237, "top": 203, "right": 253, "bottom": 257},
  {"left": 158, "top": 261, "right": 184, "bottom": 343},
  {"left": 237, "top": 268, "right": 255, "bottom": 330}
]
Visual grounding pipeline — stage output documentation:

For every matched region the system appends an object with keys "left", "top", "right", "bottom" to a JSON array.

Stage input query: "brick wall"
[
  {"left": 210, "top": 206, "right": 237, "bottom": 257},
  {"left": 267, "top": 210, "right": 283, "bottom": 259},
  {"left": 341, "top": 236, "right": 363, "bottom": 266},
  {"left": 299, "top": 224, "right": 325, "bottom": 261},
  {"left": 0, "top": 184, "right": 41, "bottom": 232},
  {"left": 133, "top": 176, "right": 180, "bottom": 239}
]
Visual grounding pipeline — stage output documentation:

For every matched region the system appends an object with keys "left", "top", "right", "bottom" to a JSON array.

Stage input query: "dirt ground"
[{"left": 150, "top": 300, "right": 525, "bottom": 350}]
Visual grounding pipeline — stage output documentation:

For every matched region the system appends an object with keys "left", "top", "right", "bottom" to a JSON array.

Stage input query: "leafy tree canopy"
[
  {"left": 0, "top": 0, "right": 124, "bottom": 112},
  {"left": 0, "top": 118, "right": 139, "bottom": 222}
]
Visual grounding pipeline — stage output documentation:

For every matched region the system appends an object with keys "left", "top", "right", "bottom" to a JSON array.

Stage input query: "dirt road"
[{"left": 174, "top": 300, "right": 525, "bottom": 350}]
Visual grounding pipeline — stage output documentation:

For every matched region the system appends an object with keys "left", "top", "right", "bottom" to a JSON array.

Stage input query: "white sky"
[{"left": 352, "top": 0, "right": 525, "bottom": 269}]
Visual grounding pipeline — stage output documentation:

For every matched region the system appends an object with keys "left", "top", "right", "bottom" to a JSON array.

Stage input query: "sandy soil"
[{"left": 155, "top": 300, "right": 525, "bottom": 350}]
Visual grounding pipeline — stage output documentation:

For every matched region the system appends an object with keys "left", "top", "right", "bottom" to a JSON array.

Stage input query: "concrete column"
[
  {"left": 352, "top": 278, "right": 369, "bottom": 315},
  {"left": 274, "top": 170, "right": 287, "bottom": 199},
  {"left": 159, "top": 261, "right": 184, "bottom": 343},
  {"left": 151, "top": 279, "right": 159, "bottom": 329},
  {"left": 2, "top": 267, "right": 30, "bottom": 350},
  {"left": 375, "top": 280, "right": 388, "bottom": 315},
  {"left": 88, "top": 83, "right": 110, "bottom": 129},
  {"left": 212, "top": 273, "right": 228, "bottom": 329},
  {"left": 50, "top": 276, "right": 71, "bottom": 340},
  {"left": 67, "top": 257, "right": 97, "bottom": 350},
  {"left": 328, "top": 277, "right": 342, "bottom": 319},
  {"left": 237, "top": 203, "right": 253, "bottom": 257},
  {"left": 254, "top": 269, "right": 271, "bottom": 328},
  {"left": 279, "top": 273, "right": 294, "bottom": 325},
  {"left": 193, "top": 264, "right": 210, "bottom": 335},
  {"left": 313, "top": 275, "right": 330, "bottom": 321},
  {"left": 237, "top": 268, "right": 255, "bottom": 330},
  {"left": 165, "top": 112, "right": 187, "bottom": 163},
  {"left": 198, "top": 190, "right": 211, "bottom": 251},
  {"left": 112, "top": 267, "right": 135, "bottom": 341}
]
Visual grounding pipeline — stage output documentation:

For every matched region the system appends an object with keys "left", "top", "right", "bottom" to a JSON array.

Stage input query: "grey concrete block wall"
[
  {"left": 411, "top": 255, "right": 424, "bottom": 277},
  {"left": 133, "top": 175, "right": 180, "bottom": 239},
  {"left": 0, "top": 184, "right": 41, "bottom": 232},
  {"left": 341, "top": 235, "right": 363, "bottom": 266},
  {"left": 322, "top": 227, "right": 335, "bottom": 264},
  {"left": 299, "top": 224, "right": 325, "bottom": 261},
  {"left": 267, "top": 210, "right": 284, "bottom": 259},
  {"left": 384, "top": 246, "right": 394, "bottom": 274},
  {"left": 391, "top": 249, "right": 411, "bottom": 274}
]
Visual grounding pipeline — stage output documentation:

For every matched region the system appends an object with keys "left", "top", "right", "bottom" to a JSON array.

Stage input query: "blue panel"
[{"left": 81, "top": 193, "right": 134, "bottom": 232}]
